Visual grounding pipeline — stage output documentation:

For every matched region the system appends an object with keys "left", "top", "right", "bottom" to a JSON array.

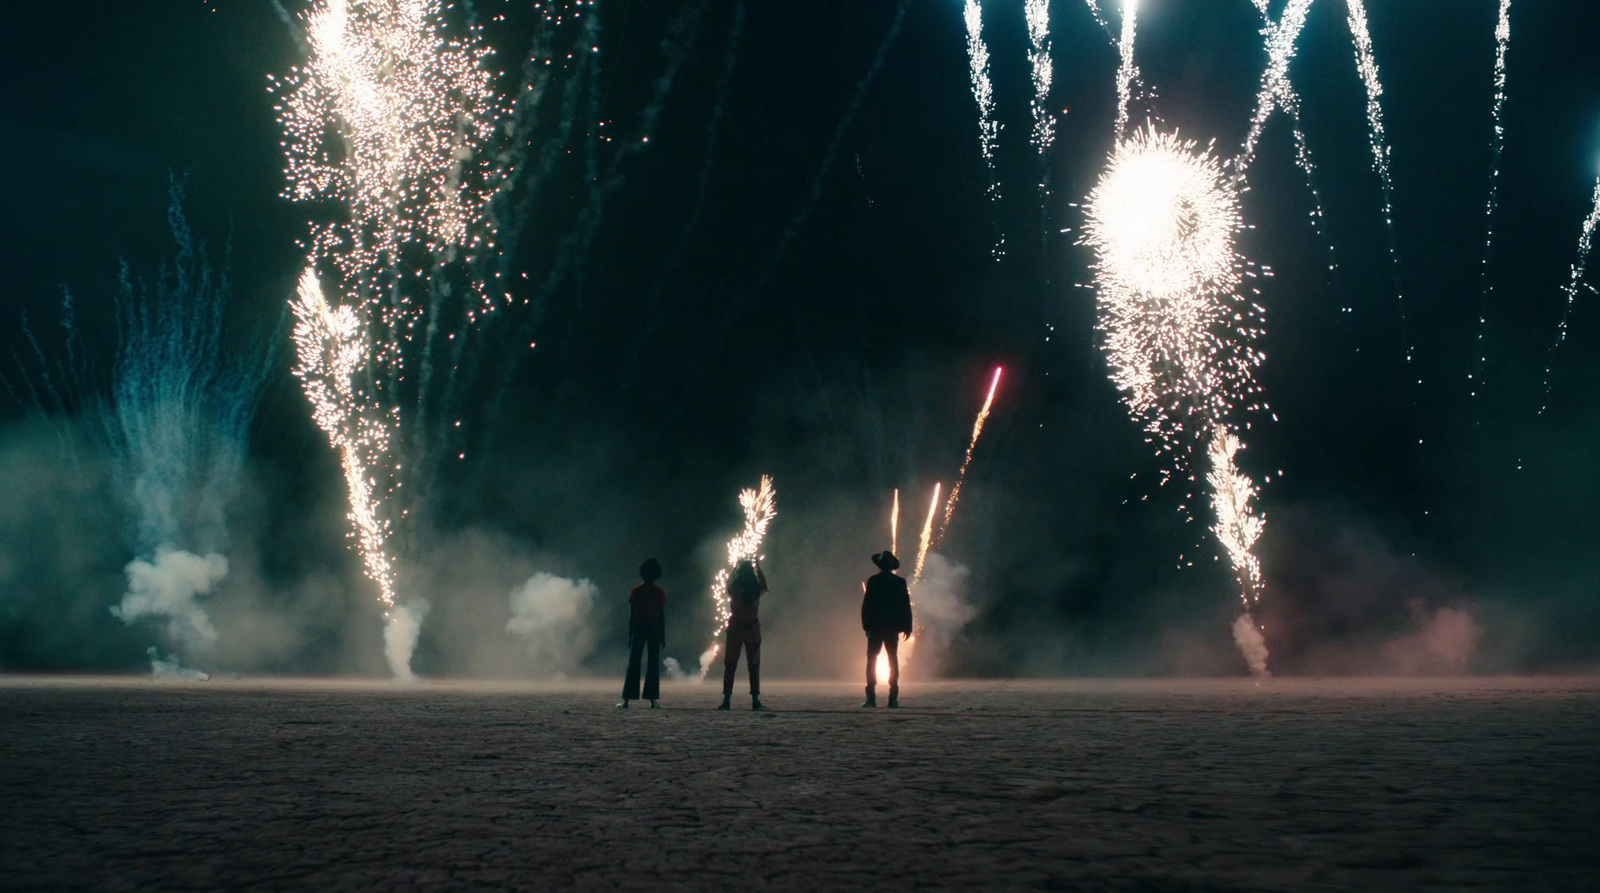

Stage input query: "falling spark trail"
[
  {"left": 912, "top": 482, "right": 941, "bottom": 586},
  {"left": 890, "top": 488, "right": 900, "bottom": 555},
  {"left": 1344, "top": 0, "right": 1413, "bottom": 370},
  {"left": 964, "top": 0, "right": 1004, "bottom": 259},
  {"left": 289, "top": 269, "right": 397, "bottom": 613},
  {"left": 939, "top": 366, "right": 1003, "bottom": 539},
  {"left": 1540, "top": 174, "right": 1600, "bottom": 413},
  {"left": 1025, "top": 0, "right": 1054, "bottom": 163},
  {"left": 1235, "top": 0, "right": 1335, "bottom": 270},
  {"left": 963, "top": 0, "right": 999, "bottom": 195},
  {"left": 1206, "top": 429, "right": 1263, "bottom": 611},
  {"left": 1113, "top": 0, "right": 1140, "bottom": 140},
  {"left": 698, "top": 476, "right": 777, "bottom": 679},
  {"left": 1083, "top": 0, "right": 1113, "bottom": 40},
  {"left": 1473, "top": 0, "right": 1512, "bottom": 406},
  {"left": 741, "top": 0, "right": 910, "bottom": 307}
]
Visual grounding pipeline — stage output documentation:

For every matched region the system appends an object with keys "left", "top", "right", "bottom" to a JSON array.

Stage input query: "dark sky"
[{"left": 3, "top": 0, "right": 1600, "bottom": 676}]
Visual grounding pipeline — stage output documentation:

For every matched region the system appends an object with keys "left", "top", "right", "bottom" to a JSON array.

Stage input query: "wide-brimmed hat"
[{"left": 871, "top": 550, "right": 901, "bottom": 571}]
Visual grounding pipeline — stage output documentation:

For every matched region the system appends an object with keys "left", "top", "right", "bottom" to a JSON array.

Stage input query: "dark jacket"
[
  {"left": 861, "top": 570, "right": 912, "bottom": 635},
  {"left": 629, "top": 582, "right": 666, "bottom": 629}
]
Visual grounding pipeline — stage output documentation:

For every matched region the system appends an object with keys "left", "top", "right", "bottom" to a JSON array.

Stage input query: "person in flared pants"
[{"left": 619, "top": 558, "right": 666, "bottom": 708}]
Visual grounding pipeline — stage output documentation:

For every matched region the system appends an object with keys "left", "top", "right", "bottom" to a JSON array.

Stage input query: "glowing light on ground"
[{"left": 698, "top": 475, "right": 777, "bottom": 679}]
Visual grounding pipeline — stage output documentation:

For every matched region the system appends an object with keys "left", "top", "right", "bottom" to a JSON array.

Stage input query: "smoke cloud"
[
  {"left": 384, "top": 602, "right": 426, "bottom": 681},
  {"left": 911, "top": 552, "right": 977, "bottom": 673},
  {"left": 147, "top": 645, "right": 209, "bottom": 680},
  {"left": 506, "top": 571, "right": 598, "bottom": 676},
  {"left": 111, "top": 547, "right": 227, "bottom": 649},
  {"left": 1232, "top": 613, "right": 1270, "bottom": 678}
]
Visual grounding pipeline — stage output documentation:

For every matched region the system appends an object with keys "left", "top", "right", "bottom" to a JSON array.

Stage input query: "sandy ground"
[{"left": 1, "top": 676, "right": 1596, "bottom": 892}]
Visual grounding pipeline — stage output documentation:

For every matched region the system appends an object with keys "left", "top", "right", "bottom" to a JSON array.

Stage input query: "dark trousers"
[
  {"left": 722, "top": 622, "right": 761, "bottom": 696},
  {"left": 622, "top": 624, "right": 663, "bottom": 700},
  {"left": 866, "top": 633, "right": 900, "bottom": 690}
]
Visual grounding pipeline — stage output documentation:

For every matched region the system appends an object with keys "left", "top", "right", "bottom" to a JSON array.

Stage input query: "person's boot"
[
  {"left": 887, "top": 687, "right": 899, "bottom": 709},
  {"left": 751, "top": 693, "right": 766, "bottom": 711},
  {"left": 648, "top": 700, "right": 660, "bottom": 709},
  {"left": 861, "top": 686, "right": 876, "bottom": 708},
  {"left": 717, "top": 694, "right": 731, "bottom": 710},
  {"left": 615, "top": 699, "right": 629, "bottom": 709}
]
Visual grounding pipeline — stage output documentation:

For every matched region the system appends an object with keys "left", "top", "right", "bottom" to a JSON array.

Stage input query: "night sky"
[{"left": 3, "top": 0, "right": 1600, "bottom": 677}]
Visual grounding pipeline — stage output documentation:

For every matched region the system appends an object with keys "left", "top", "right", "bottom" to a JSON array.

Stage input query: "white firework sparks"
[
  {"left": 698, "top": 475, "right": 777, "bottom": 679},
  {"left": 1082, "top": 125, "right": 1263, "bottom": 462},
  {"left": 1344, "top": 0, "right": 1413, "bottom": 369},
  {"left": 963, "top": 0, "right": 998, "bottom": 191},
  {"left": 1206, "top": 428, "right": 1263, "bottom": 610},
  {"left": 1025, "top": 0, "right": 1054, "bottom": 162},
  {"left": 1238, "top": 0, "right": 1313, "bottom": 170},
  {"left": 270, "top": 0, "right": 506, "bottom": 324},
  {"left": 1473, "top": 0, "right": 1512, "bottom": 403},
  {"left": 1085, "top": 126, "right": 1272, "bottom": 675},
  {"left": 1113, "top": 0, "right": 1140, "bottom": 139},
  {"left": 912, "top": 482, "right": 941, "bottom": 587},
  {"left": 289, "top": 269, "right": 397, "bottom": 614},
  {"left": 1541, "top": 173, "right": 1600, "bottom": 413}
]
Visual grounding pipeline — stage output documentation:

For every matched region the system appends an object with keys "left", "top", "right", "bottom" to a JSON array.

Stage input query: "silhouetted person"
[
  {"left": 618, "top": 558, "right": 666, "bottom": 709},
  {"left": 719, "top": 559, "right": 767, "bottom": 711},
  {"left": 861, "top": 550, "right": 912, "bottom": 708}
]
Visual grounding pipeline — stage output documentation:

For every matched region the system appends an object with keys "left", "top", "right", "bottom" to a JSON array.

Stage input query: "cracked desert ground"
[{"left": 2, "top": 676, "right": 1596, "bottom": 891}]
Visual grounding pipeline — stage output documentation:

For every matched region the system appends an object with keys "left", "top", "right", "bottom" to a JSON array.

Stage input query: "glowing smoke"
[
  {"left": 1231, "top": 613, "right": 1270, "bottom": 678},
  {"left": 505, "top": 571, "right": 599, "bottom": 677},
  {"left": 147, "top": 646, "right": 210, "bottom": 681}
]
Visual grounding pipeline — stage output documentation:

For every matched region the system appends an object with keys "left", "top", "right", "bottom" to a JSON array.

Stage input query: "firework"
[
  {"left": 912, "top": 482, "right": 941, "bottom": 587},
  {"left": 1238, "top": 0, "right": 1312, "bottom": 170},
  {"left": 1344, "top": 0, "right": 1412, "bottom": 370},
  {"left": 698, "top": 475, "right": 777, "bottom": 679},
  {"left": 890, "top": 487, "right": 900, "bottom": 555},
  {"left": 963, "top": 0, "right": 999, "bottom": 197},
  {"left": 1025, "top": 0, "right": 1054, "bottom": 163},
  {"left": 939, "top": 366, "right": 1003, "bottom": 540},
  {"left": 1473, "top": 0, "right": 1512, "bottom": 403},
  {"left": 289, "top": 269, "right": 397, "bottom": 614},
  {"left": 1540, "top": 173, "right": 1600, "bottom": 413},
  {"left": 1113, "top": 0, "right": 1140, "bottom": 139},
  {"left": 1084, "top": 125, "right": 1271, "bottom": 674},
  {"left": 1082, "top": 124, "right": 1264, "bottom": 470}
]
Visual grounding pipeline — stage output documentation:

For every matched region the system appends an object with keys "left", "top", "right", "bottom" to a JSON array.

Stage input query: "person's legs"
[
  {"left": 621, "top": 630, "right": 646, "bottom": 701},
  {"left": 746, "top": 636, "right": 761, "bottom": 696},
  {"left": 722, "top": 631, "right": 743, "bottom": 697},
  {"left": 643, "top": 628, "right": 662, "bottom": 701},
  {"left": 866, "top": 635, "right": 884, "bottom": 688}
]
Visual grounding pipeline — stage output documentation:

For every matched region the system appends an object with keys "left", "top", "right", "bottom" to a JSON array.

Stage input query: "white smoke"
[
  {"left": 1416, "top": 606, "right": 1482, "bottom": 672},
  {"left": 111, "top": 546, "right": 226, "bottom": 649},
  {"left": 914, "top": 552, "right": 978, "bottom": 654},
  {"left": 505, "top": 572, "right": 598, "bottom": 677},
  {"left": 662, "top": 657, "right": 690, "bottom": 681},
  {"left": 384, "top": 602, "right": 426, "bottom": 681},
  {"left": 696, "top": 645, "right": 719, "bottom": 682},
  {"left": 147, "top": 646, "right": 209, "bottom": 681},
  {"left": 1232, "top": 613, "right": 1271, "bottom": 678}
]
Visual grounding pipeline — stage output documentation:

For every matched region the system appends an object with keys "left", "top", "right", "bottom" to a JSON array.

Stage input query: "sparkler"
[
  {"left": 939, "top": 366, "right": 1002, "bottom": 539},
  {"left": 698, "top": 475, "right": 777, "bottom": 680},
  {"left": 1540, "top": 172, "right": 1600, "bottom": 413},
  {"left": 1474, "top": 0, "right": 1512, "bottom": 404}
]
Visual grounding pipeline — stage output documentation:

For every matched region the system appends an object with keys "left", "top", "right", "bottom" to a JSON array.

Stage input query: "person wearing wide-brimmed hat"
[{"left": 860, "top": 550, "right": 913, "bottom": 708}]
